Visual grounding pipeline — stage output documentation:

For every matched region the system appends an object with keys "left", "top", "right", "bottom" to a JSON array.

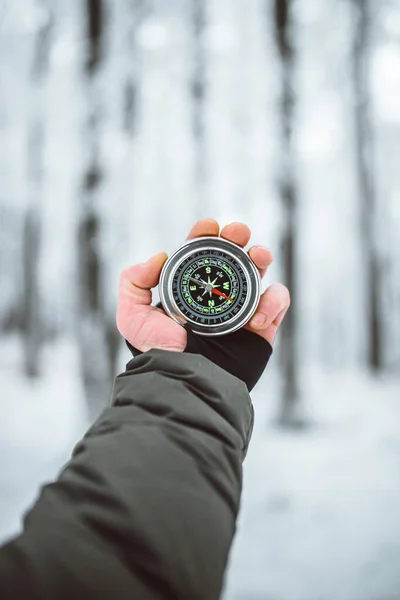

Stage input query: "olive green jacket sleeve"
[{"left": 0, "top": 349, "right": 254, "bottom": 600}]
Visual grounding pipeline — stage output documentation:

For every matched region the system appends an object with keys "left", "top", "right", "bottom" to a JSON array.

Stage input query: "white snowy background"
[{"left": 0, "top": 1, "right": 400, "bottom": 599}]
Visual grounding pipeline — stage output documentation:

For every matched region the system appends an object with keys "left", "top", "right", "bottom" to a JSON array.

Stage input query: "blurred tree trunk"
[
  {"left": 103, "top": 0, "right": 146, "bottom": 383},
  {"left": 77, "top": 0, "right": 110, "bottom": 421},
  {"left": 272, "top": 0, "right": 302, "bottom": 427},
  {"left": 78, "top": 0, "right": 146, "bottom": 420},
  {"left": 22, "top": 205, "right": 41, "bottom": 377},
  {"left": 0, "top": 208, "right": 20, "bottom": 332},
  {"left": 351, "top": 0, "right": 382, "bottom": 371},
  {"left": 191, "top": 0, "right": 207, "bottom": 218},
  {"left": 22, "top": 1, "right": 53, "bottom": 377}
]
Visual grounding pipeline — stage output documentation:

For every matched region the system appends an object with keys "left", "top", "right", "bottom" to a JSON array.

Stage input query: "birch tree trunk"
[
  {"left": 22, "top": 0, "right": 53, "bottom": 377},
  {"left": 351, "top": 0, "right": 382, "bottom": 371},
  {"left": 272, "top": 0, "right": 302, "bottom": 427}
]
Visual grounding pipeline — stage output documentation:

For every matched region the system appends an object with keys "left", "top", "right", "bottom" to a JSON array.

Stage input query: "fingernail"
[{"left": 250, "top": 313, "right": 267, "bottom": 328}]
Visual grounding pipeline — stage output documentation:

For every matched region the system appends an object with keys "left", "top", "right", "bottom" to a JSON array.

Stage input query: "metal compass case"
[{"left": 159, "top": 236, "right": 261, "bottom": 336}]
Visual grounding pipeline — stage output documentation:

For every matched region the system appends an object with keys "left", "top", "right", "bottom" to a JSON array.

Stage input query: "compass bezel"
[{"left": 158, "top": 236, "right": 261, "bottom": 336}]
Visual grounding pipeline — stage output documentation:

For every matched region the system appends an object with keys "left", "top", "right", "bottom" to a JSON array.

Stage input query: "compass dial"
[
  {"left": 159, "top": 237, "right": 260, "bottom": 336},
  {"left": 173, "top": 250, "right": 245, "bottom": 325}
]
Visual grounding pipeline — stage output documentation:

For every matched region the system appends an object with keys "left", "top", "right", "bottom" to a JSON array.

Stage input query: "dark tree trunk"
[
  {"left": 22, "top": 205, "right": 41, "bottom": 377},
  {"left": 0, "top": 207, "right": 22, "bottom": 333},
  {"left": 78, "top": 177, "right": 102, "bottom": 319},
  {"left": 85, "top": 0, "right": 104, "bottom": 74},
  {"left": 78, "top": 1, "right": 147, "bottom": 419},
  {"left": 22, "top": 1, "right": 53, "bottom": 377},
  {"left": 351, "top": 0, "right": 382, "bottom": 371},
  {"left": 191, "top": 0, "right": 207, "bottom": 218},
  {"left": 77, "top": 0, "right": 110, "bottom": 421},
  {"left": 104, "top": 0, "right": 144, "bottom": 384},
  {"left": 272, "top": 0, "right": 302, "bottom": 427},
  {"left": 123, "top": 78, "right": 137, "bottom": 135}
]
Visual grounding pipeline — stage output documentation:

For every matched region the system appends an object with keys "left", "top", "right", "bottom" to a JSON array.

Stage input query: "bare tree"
[
  {"left": 77, "top": 0, "right": 110, "bottom": 420},
  {"left": 103, "top": 0, "right": 148, "bottom": 383},
  {"left": 78, "top": 0, "right": 148, "bottom": 419},
  {"left": 190, "top": 0, "right": 207, "bottom": 218},
  {"left": 271, "top": 0, "right": 302, "bottom": 427},
  {"left": 122, "top": 0, "right": 147, "bottom": 136},
  {"left": 22, "top": 0, "right": 53, "bottom": 377},
  {"left": 351, "top": 0, "right": 382, "bottom": 370},
  {"left": 85, "top": 0, "right": 104, "bottom": 74}
]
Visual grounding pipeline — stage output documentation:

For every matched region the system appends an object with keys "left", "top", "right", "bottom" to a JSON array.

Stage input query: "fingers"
[
  {"left": 220, "top": 222, "right": 251, "bottom": 247},
  {"left": 187, "top": 219, "right": 251, "bottom": 247},
  {"left": 119, "top": 252, "right": 168, "bottom": 306},
  {"left": 186, "top": 218, "right": 220, "bottom": 240},
  {"left": 187, "top": 218, "right": 273, "bottom": 283},
  {"left": 247, "top": 282, "right": 291, "bottom": 345},
  {"left": 248, "top": 245, "right": 273, "bottom": 279}
]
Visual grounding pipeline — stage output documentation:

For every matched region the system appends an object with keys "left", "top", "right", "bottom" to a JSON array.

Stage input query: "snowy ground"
[
  {"left": 1, "top": 336, "right": 400, "bottom": 600},
  {"left": 225, "top": 370, "right": 400, "bottom": 600},
  {"left": 0, "top": 336, "right": 89, "bottom": 541}
]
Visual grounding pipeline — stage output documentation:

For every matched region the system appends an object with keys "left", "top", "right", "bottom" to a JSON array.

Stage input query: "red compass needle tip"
[{"left": 211, "top": 288, "right": 234, "bottom": 302}]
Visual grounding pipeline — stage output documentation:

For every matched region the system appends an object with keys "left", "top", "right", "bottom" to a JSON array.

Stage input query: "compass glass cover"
[{"left": 171, "top": 247, "right": 248, "bottom": 327}]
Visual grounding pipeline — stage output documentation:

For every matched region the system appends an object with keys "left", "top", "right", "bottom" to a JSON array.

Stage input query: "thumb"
[{"left": 119, "top": 252, "right": 168, "bottom": 306}]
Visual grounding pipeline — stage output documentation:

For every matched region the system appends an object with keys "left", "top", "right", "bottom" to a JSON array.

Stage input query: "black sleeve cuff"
[
  {"left": 182, "top": 324, "right": 272, "bottom": 392},
  {"left": 125, "top": 324, "right": 272, "bottom": 392}
]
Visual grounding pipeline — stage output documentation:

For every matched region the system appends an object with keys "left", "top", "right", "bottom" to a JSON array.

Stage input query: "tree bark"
[
  {"left": 351, "top": 0, "right": 382, "bottom": 371},
  {"left": 78, "top": 0, "right": 146, "bottom": 420},
  {"left": 22, "top": 0, "right": 53, "bottom": 377},
  {"left": 77, "top": 0, "right": 110, "bottom": 421},
  {"left": 272, "top": 0, "right": 302, "bottom": 427},
  {"left": 103, "top": 0, "right": 146, "bottom": 385}
]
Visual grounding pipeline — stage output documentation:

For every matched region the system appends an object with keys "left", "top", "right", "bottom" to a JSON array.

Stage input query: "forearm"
[{"left": 0, "top": 350, "right": 253, "bottom": 600}]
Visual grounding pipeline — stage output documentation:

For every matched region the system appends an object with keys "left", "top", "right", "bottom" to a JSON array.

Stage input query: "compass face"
[
  {"left": 173, "top": 250, "right": 246, "bottom": 325},
  {"left": 159, "top": 237, "right": 261, "bottom": 336}
]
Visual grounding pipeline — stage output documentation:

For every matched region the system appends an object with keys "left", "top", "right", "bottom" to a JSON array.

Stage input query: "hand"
[{"left": 117, "top": 219, "right": 290, "bottom": 353}]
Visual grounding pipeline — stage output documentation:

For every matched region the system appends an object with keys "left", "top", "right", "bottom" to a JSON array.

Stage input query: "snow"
[
  {"left": 0, "top": 336, "right": 89, "bottom": 542},
  {"left": 224, "top": 370, "right": 400, "bottom": 600}
]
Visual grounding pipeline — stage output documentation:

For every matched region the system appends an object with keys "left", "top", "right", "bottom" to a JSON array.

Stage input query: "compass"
[{"left": 158, "top": 236, "right": 261, "bottom": 336}]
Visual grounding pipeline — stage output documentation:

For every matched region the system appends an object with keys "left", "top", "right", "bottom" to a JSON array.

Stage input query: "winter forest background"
[{"left": 0, "top": 0, "right": 400, "bottom": 598}]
